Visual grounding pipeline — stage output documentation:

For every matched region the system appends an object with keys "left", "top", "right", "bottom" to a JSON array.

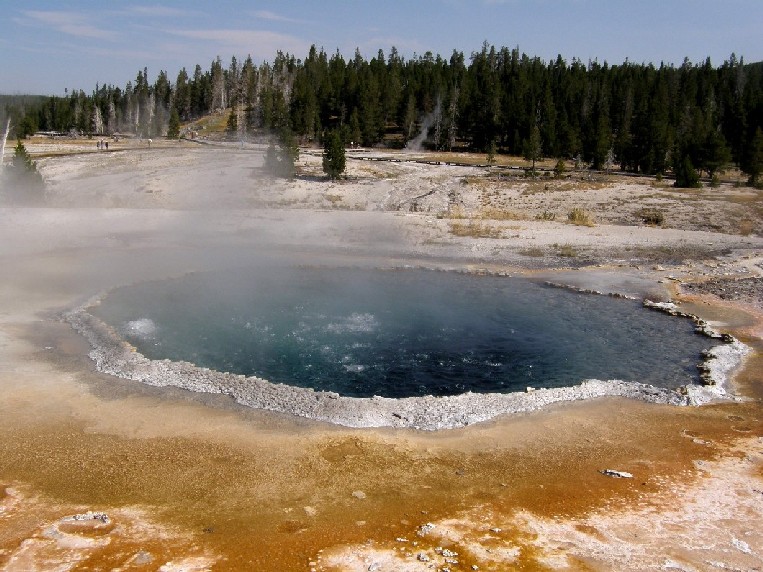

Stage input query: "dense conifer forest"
[{"left": 5, "top": 44, "right": 763, "bottom": 181}]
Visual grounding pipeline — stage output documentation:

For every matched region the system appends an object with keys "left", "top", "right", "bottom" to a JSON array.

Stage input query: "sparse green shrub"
[
  {"left": 567, "top": 207, "right": 594, "bottom": 226},
  {"left": 535, "top": 210, "right": 556, "bottom": 221},
  {"left": 557, "top": 244, "right": 577, "bottom": 257},
  {"left": 554, "top": 159, "right": 565, "bottom": 178},
  {"left": 636, "top": 208, "right": 665, "bottom": 226}
]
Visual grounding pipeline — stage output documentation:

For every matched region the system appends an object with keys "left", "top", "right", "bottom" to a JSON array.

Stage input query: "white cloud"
[{"left": 22, "top": 10, "right": 116, "bottom": 40}]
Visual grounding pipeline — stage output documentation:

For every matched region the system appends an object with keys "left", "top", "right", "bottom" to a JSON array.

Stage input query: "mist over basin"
[{"left": 90, "top": 267, "right": 721, "bottom": 399}]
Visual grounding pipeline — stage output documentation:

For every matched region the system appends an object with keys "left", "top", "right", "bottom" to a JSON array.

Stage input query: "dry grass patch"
[
  {"left": 442, "top": 205, "right": 469, "bottom": 219},
  {"left": 519, "top": 246, "right": 545, "bottom": 257},
  {"left": 716, "top": 189, "right": 763, "bottom": 207},
  {"left": 626, "top": 243, "right": 716, "bottom": 263},
  {"left": 664, "top": 187, "right": 704, "bottom": 199},
  {"left": 477, "top": 207, "right": 527, "bottom": 221},
  {"left": 355, "top": 164, "right": 400, "bottom": 179},
  {"left": 460, "top": 175, "right": 494, "bottom": 190},
  {"left": 738, "top": 219, "right": 757, "bottom": 236},
  {"left": 520, "top": 179, "right": 614, "bottom": 195},
  {"left": 635, "top": 207, "right": 665, "bottom": 226},
  {"left": 274, "top": 197, "right": 308, "bottom": 207},
  {"left": 421, "top": 151, "right": 558, "bottom": 169},
  {"left": 449, "top": 220, "right": 502, "bottom": 238}
]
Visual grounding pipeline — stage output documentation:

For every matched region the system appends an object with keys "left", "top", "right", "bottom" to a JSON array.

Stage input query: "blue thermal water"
[{"left": 92, "top": 267, "right": 719, "bottom": 398}]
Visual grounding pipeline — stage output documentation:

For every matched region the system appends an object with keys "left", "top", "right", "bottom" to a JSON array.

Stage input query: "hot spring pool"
[{"left": 90, "top": 266, "right": 720, "bottom": 399}]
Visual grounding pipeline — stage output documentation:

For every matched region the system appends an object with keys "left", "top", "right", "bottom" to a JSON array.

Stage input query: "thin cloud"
[
  {"left": 22, "top": 10, "right": 116, "bottom": 40},
  {"left": 127, "top": 5, "right": 189, "bottom": 17},
  {"left": 167, "top": 28, "right": 310, "bottom": 57},
  {"left": 252, "top": 10, "right": 300, "bottom": 23}
]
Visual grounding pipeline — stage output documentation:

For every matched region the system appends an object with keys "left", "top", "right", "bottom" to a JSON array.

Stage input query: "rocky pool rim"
[{"left": 61, "top": 265, "right": 752, "bottom": 431}]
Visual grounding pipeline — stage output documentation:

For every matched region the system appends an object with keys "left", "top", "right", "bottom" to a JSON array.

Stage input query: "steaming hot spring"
[{"left": 65, "top": 264, "right": 736, "bottom": 430}]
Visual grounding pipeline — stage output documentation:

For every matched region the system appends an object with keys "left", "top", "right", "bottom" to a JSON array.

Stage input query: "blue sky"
[{"left": 3, "top": 1, "right": 762, "bottom": 95}]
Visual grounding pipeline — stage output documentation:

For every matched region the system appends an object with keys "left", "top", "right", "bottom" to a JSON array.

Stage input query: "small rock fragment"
[
  {"left": 352, "top": 490, "right": 366, "bottom": 500},
  {"left": 599, "top": 469, "right": 633, "bottom": 478},
  {"left": 132, "top": 551, "right": 153, "bottom": 565},
  {"left": 732, "top": 537, "right": 752, "bottom": 554}
]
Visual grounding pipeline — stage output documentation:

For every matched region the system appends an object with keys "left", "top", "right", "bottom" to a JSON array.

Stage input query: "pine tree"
[
  {"left": 13, "top": 140, "right": 36, "bottom": 172},
  {"left": 277, "top": 129, "right": 299, "bottom": 179},
  {"left": 322, "top": 130, "right": 345, "bottom": 180},
  {"left": 2, "top": 141, "right": 45, "bottom": 204},
  {"left": 554, "top": 158, "right": 566, "bottom": 178},
  {"left": 744, "top": 127, "right": 763, "bottom": 187},
  {"left": 264, "top": 129, "right": 299, "bottom": 179},
  {"left": 167, "top": 108, "right": 181, "bottom": 139},
  {"left": 348, "top": 109, "right": 362, "bottom": 147},
  {"left": 673, "top": 153, "right": 701, "bottom": 188},
  {"left": 702, "top": 129, "right": 731, "bottom": 180},
  {"left": 225, "top": 110, "right": 238, "bottom": 139},
  {"left": 486, "top": 138, "right": 497, "bottom": 165},
  {"left": 523, "top": 125, "right": 542, "bottom": 175},
  {"left": 174, "top": 68, "right": 191, "bottom": 120}
]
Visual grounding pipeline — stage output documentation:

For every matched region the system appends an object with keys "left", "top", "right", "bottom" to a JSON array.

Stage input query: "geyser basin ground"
[{"left": 67, "top": 266, "right": 745, "bottom": 429}]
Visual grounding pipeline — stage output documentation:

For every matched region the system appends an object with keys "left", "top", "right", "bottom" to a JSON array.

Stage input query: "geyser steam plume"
[
  {"left": 405, "top": 99, "right": 442, "bottom": 152},
  {"left": 1, "top": 118, "right": 10, "bottom": 167}
]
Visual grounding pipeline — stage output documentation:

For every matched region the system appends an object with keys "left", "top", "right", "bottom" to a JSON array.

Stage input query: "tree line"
[{"left": 8, "top": 43, "right": 763, "bottom": 184}]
